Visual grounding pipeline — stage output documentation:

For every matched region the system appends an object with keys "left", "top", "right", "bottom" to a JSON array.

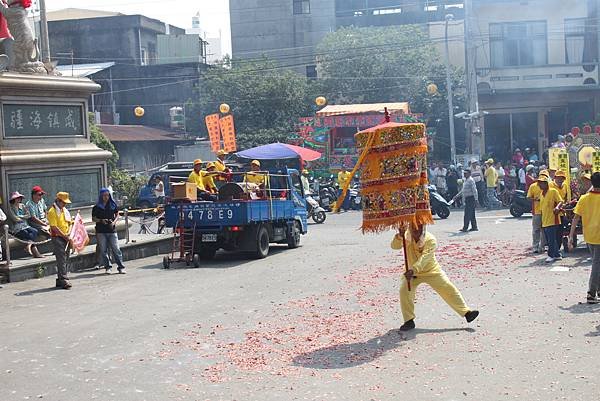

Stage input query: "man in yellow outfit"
[
  {"left": 203, "top": 162, "right": 219, "bottom": 194},
  {"left": 569, "top": 172, "right": 600, "bottom": 303},
  {"left": 188, "top": 159, "right": 216, "bottom": 201},
  {"left": 392, "top": 223, "right": 479, "bottom": 331},
  {"left": 527, "top": 170, "right": 548, "bottom": 253},
  {"left": 244, "top": 160, "right": 268, "bottom": 186},
  {"left": 337, "top": 167, "right": 352, "bottom": 211},
  {"left": 484, "top": 158, "right": 500, "bottom": 209}
]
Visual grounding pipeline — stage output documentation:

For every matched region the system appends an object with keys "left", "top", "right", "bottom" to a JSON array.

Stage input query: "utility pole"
[
  {"left": 444, "top": 14, "right": 456, "bottom": 164},
  {"left": 464, "top": 0, "right": 481, "bottom": 155},
  {"left": 38, "top": 0, "right": 51, "bottom": 63}
]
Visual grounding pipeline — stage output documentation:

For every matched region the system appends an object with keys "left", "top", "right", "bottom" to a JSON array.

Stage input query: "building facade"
[
  {"left": 48, "top": 9, "right": 207, "bottom": 131},
  {"left": 469, "top": 0, "right": 600, "bottom": 159},
  {"left": 230, "top": 0, "right": 465, "bottom": 76}
]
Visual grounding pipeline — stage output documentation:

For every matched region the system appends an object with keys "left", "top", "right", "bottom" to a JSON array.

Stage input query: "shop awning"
[{"left": 316, "top": 102, "right": 410, "bottom": 117}]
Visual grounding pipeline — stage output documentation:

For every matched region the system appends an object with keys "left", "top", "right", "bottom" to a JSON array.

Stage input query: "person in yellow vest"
[
  {"left": 47, "top": 192, "right": 73, "bottom": 290},
  {"left": 337, "top": 167, "right": 352, "bottom": 211},
  {"left": 203, "top": 162, "right": 219, "bottom": 194},
  {"left": 244, "top": 160, "right": 268, "bottom": 186},
  {"left": 527, "top": 170, "right": 548, "bottom": 253},
  {"left": 392, "top": 222, "right": 479, "bottom": 331},
  {"left": 569, "top": 172, "right": 600, "bottom": 303},
  {"left": 551, "top": 170, "right": 570, "bottom": 252},
  {"left": 538, "top": 174, "right": 563, "bottom": 263},
  {"left": 214, "top": 150, "right": 230, "bottom": 183},
  {"left": 484, "top": 158, "right": 500, "bottom": 209},
  {"left": 188, "top": 159, "right": 216, "bottom": 201}
]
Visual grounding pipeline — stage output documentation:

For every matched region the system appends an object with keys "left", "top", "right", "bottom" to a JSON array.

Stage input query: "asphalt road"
[{"left": 1, "top": 209, "right": 598, "bottom": 401}]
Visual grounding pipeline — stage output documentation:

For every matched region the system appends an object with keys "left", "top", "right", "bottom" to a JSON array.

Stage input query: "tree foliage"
[
  {"left": 88, "top": 113, "right": 119, "bottom": 170},
  {"left": 187, "top": 57, "right": 317, "bottom": 149},
  {"left": 316, "top": 25, "right": 467, "bottom": 159},
  {"left": 110, "top": 169, "right": 147, "bottom": 208}
]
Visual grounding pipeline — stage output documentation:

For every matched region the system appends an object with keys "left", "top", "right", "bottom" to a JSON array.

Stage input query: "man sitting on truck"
[
  {"left": 244, "top": 160, "right": 268, "bottom": 186},
  {"left": 203, "top": 162, "right": 219, "bottom": 194},
  {"left": 189, "top": 159, "right": 217, "bottom": 201}
]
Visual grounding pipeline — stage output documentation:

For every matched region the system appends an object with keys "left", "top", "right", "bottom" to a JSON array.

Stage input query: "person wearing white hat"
[{"left": 7, "top": 191, "right": 42, "bottom": 258}]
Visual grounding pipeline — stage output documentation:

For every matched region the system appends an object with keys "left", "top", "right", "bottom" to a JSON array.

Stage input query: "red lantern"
[
  {"left": 584, "top": 125, "right": 592, "bottom": 135},
  {"left": 572, "top": 126, "right": 580, "bottom": 136},
  {"left": 595, "top": 125, "right": 600, "bottom": 134}
]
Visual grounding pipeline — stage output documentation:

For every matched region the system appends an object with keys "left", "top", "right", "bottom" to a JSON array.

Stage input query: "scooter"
[
  {"left": 428, "top": 185, "right": 451, "bottom": 219},
  {"left": 348, "top": 183, "right": 362, "bottom": 210},
  {"left": 509, "top": 190, "right": 532, "bottom": 217},
  {"left": 306, "top": 195, "right": 327, "bottom": 224}
]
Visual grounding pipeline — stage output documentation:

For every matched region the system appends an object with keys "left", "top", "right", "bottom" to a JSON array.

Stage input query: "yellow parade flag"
[{"left": 557, "top": 152, "right": 571, "bottom": 202}]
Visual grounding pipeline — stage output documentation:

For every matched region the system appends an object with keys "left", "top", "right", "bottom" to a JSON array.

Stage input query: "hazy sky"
[{"left": 47, "top": 0, "right": 231, "bottom": 54}]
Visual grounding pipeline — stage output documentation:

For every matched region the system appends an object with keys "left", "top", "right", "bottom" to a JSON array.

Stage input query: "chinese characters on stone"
[{"left": 9, "top": 108, "right": 77, "bottom": 132}]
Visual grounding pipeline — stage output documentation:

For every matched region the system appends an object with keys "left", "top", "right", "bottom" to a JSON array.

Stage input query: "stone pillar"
[
  {"left": 537, "top": 110, "right": 547, "bottom": 158},
  {"left": 0, "top": 73, "right": 112, "bottom": 213}
]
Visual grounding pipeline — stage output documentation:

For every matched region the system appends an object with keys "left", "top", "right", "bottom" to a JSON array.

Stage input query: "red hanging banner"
[
  {"left": 205, "top": 113, "right": 221, "bottom": 152},
  {"left": 220, "top": 115, "right": 237, "bottom": 152}
]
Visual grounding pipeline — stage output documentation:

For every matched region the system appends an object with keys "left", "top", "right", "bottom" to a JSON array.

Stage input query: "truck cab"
[{"left": 164, "top": 169, "right": 308, "bottom": 260}]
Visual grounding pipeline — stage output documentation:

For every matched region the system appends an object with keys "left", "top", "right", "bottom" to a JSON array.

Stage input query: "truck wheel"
[
  {"left": 312, "top": 211, "right": 326, "bottom": 224},
  {"left": 198, "top": 247, "right": 217, "bottom": 261},
  {"left": 287, "top": 222, "right": 301, "bottom": 249},
  {"left": 254, "top": 226, "right": 270, "bottom": 259}
]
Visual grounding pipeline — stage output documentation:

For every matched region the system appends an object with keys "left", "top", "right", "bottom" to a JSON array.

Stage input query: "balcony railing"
[{"left": 476, "top": 63, "right": 599, "bottom": 93}]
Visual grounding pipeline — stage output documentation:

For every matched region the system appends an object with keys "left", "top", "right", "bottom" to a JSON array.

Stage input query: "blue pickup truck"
[{"left": 164, "top": 169, "right": 308, "bottom": 261}]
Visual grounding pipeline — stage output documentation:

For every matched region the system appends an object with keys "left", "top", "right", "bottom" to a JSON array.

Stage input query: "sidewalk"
[{"left": 0, "top": 233, "right": 171, "bottom": 283}]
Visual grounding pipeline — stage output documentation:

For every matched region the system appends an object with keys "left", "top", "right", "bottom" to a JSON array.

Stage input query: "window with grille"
[
  {"left": 293, "top": 0, "right": 310, "bottom": 14},
  {"left": 490, "top": 21, "right": 547, "bottom": 68}
]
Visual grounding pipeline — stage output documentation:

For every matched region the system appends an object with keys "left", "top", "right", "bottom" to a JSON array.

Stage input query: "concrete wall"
[
  {"left": 89, "top": 63, "right": 205, "bottom": 129},
  {"left": 113, "top": 141, "right": 184, "bottom": 172},
  {"left": 49, "top": 15, "right": 186, "bottom": 67}
]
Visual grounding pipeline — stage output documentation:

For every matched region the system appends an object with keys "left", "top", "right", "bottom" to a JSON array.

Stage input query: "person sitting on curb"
[
  {"left": 48, "top": 192, "right": 73, "bottom": 290},
  {"left": 26, "top": 185, "right": 50, "bottom": 236},
  {"left": 392, "top": 222, "right": 479, "bottom": 331},
  {"left": 92, "top": 188, "right": 126, "bottom": 275},
  {"left": 7, "top": 191, "right": 42, "bottom": 258}
]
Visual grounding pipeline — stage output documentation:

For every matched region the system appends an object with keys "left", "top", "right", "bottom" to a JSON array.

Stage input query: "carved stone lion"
[{"left": 0, "top": 1, "right": 54, "bottom": 74}]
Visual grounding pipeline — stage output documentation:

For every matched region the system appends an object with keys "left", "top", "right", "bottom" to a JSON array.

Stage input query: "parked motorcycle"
[
  {"left": 509, "top": 190, "right": 532, "bottom": 217},
  {"left": 306, "top": 195, "right": 327, "bottom": 224},
  {"left": 428, "top": 185, "right": 451, "bottom": 219},
  {"left": 348, "top": 182, "right": 362, "bottom": 210}
]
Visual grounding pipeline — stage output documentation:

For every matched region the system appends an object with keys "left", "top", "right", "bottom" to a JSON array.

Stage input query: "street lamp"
[{"left": 444, "top": 13, "right": 456, "bottom": 164}]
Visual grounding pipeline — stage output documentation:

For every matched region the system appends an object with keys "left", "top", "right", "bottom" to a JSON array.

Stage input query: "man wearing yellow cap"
[
  {"left": 538, "top": 174, "right": 564, "bottom": 263},
  {"left": 189, "top": 159, "right": 217, "bottom": 201},
  {"left": 392, "top": 223, "right": 479, "bottom": 331},
  {"left": 244, "top": 160, "right": 268, "bottom": 186},
  {"left": 551, "top": 170, "right": 570, "bottom": 252},
  {"left": 484, "top": 158, "right": 500, "bottom": 209},
  {"left": 214, "top": 150, "right": 230, "bottom": 182},
  {"left": 203, "top": 162, "right": 219, "bottom": 194},
  {"left": 47, "top": 192, "right": 73, "bottom": 289},
  {"left": 527, "top": 170, "right": 548, "bottom": 253}
]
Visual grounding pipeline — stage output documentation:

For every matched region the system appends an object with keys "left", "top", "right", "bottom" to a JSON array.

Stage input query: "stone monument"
[
  {"left": 0, "top": 73, "right": 112, "bottom": 210},
  {"left": 0, "top": 0, "right": 110, "bottom": 209}
]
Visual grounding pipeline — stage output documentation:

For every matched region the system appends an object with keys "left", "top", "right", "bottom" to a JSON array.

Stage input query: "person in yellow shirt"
[
  {"left": 484, "top": 158, "right": 500, "bottom": 209},
  {"left": 337, "top": 167, "right": 352, "bottom": 211},
  {"left": 538, "top": 175, "right": 563, "bottom": 263},
  {"left": 214, "top": 150, "right": 230, "bottom": 182},
  {"left": 244, "top": 160, "right": 268, "bottom": 186},
  {"left": 392, "top": 223, "right": 479, "bottom": 331},
  {"left": 569, "top": 172, "right": 600, "bottom": 303},
  {"left": 47, "top": 192, "right": 73, "bottom": 290},
  {"left": 203, "top": 162, "right": 218, "bottom": 194},
  {"left": 188, "top": 159, "right": 216, "bottom": 201},
  {"left": 551, "top": 170, "right": 571, "bottom": 253},
  {"left": 527, "top": 171, "right": 547, "bottom": 253}
]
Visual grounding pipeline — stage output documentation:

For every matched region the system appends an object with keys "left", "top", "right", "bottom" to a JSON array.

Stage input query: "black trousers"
[{"left": 463, "top": 196, "right": 477, "bottom": 230}]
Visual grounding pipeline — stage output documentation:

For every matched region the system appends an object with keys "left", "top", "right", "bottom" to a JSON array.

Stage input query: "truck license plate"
[{"left": 202, "top": 234, "right": 217, "bottom": 242}]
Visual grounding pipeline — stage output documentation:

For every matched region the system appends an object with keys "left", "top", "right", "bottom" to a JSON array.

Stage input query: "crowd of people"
[{"left": 0, "top": 186, "right": 126, "bottom": 290}]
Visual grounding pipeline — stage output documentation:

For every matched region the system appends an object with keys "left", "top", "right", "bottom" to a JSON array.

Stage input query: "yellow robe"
[{"left": 392, "top": 231, "right": 470, "bottom": 322}]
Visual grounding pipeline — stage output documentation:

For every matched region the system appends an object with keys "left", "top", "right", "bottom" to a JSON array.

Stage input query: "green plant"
[
  {"left": 88, "top": 113, "right": 119, "bottom": 170},
  {"left": 110, "top": 169, "right": 148, "bottom": 208},
  {"left": 36, "top": 263, "right": 45, "bottom": 279}
]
